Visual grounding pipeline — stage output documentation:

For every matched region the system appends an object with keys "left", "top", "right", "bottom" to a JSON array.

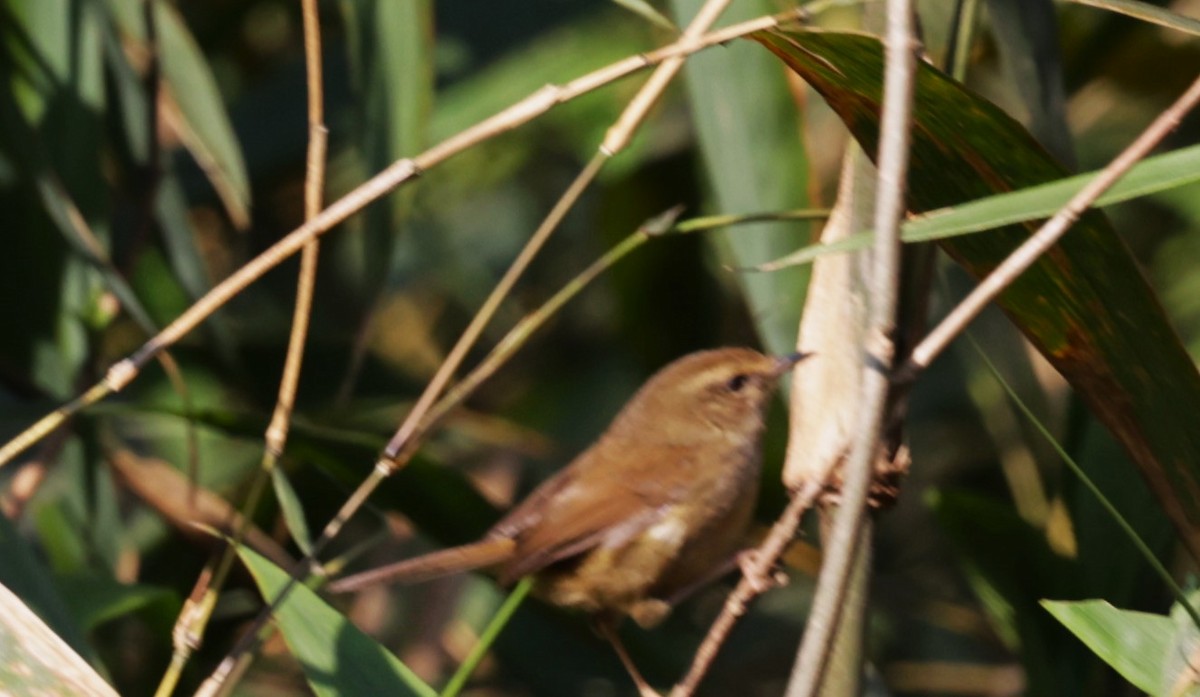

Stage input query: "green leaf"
[
  {"left": 611, "top": 0, "right": 678, "bottom": 32},
  {"left": 98, "top": 1, "right": 240, "bottom": 358},
  {"left": 33, "top": 503, "right": 88, "bottom": 576},
  {"left": 0, "top": 0, "right": 106, "bottom": 398},
  {"left": 105, "top": 0, "right": 252, "bottom": 228},
  {"left": 759, "top": 144, "right": 1200, "bottom": 270},
  {"left": 1042, "top": 599, "right": 1172, "bottom": 694},
  {"left": 270, "top": 467, "right": 314, "bottom": 555},
  {"left": 154, "top": 2, "right": 250, "bottom": 227},
  {"left": 754, "top": 28, "right": 1200, "bottom": 563},
  {"left": 984, "top": 0, "right": 1074, "bottom": 166},
  {"left": 56, "top": 573, "right": 175, "bottom": 632},
  {"left": 236, "top": 544, "right": 437, "bottom": 697},
  {"left": 670, "top": 0, "right": 811, "bottom": 356},
  {"left": 1068, "top": 0, "right": 1200, "bottom": 36},
  {"left": 904, "top": 145, "right": 1200, "bottom": 243},
  {"left": 336, "top": 0, "right": 433, "bottom": 301}
]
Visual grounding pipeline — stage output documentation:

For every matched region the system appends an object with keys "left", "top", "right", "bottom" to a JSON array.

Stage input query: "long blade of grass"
[
  {"left": 440, "top": 578, "right": 534, "bottom": 697},
  {"left": 757, "top": 143, "right": 1200, "bottom": 271}
]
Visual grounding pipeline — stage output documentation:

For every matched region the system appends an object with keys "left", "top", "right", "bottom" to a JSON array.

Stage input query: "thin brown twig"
[
  {"left": 267, "top": 0, "right": 327, "bottom": 461},
  {"left": 903, "top": 70, "right": 1200, "bottom": 377},
  {"left": 784, "top": 2, "right": 915, "bottom": 694},
  {"left": 152, "top": 2, "right": 331, "bottom": 694},
  {"left": 0, "top": 8, "right": 806, "bottom": 472},
  {"left": 671, "top": 483, "right": 822, "bottom": 697}
]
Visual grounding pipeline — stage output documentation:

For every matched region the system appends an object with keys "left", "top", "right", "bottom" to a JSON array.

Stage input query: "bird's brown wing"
[{"left": 492, "top": 440, "right": 691, "bottom": 583}]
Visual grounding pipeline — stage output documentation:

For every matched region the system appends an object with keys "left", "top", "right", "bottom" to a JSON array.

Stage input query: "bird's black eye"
[{"left": 726, "top": 374, "right": 749, "bottom": 392}]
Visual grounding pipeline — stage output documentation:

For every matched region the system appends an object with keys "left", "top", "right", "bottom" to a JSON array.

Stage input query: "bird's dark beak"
[{"left": 773, "top": 351, "right": 813, "bottom": 375}]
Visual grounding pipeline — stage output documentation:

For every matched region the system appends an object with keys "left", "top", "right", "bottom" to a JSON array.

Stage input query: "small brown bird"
[{"left": 331, "top": 348, "right": 805, "bottom": 690}]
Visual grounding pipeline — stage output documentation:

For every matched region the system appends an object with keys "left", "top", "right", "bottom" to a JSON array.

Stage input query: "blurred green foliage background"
[{"left": 1, "top": 0, "right": 1199, "bottom": 695}]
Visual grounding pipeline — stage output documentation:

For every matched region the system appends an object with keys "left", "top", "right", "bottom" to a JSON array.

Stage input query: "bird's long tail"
[{"left": 328, "top": 536, "right": 516, "bottom": 592}]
